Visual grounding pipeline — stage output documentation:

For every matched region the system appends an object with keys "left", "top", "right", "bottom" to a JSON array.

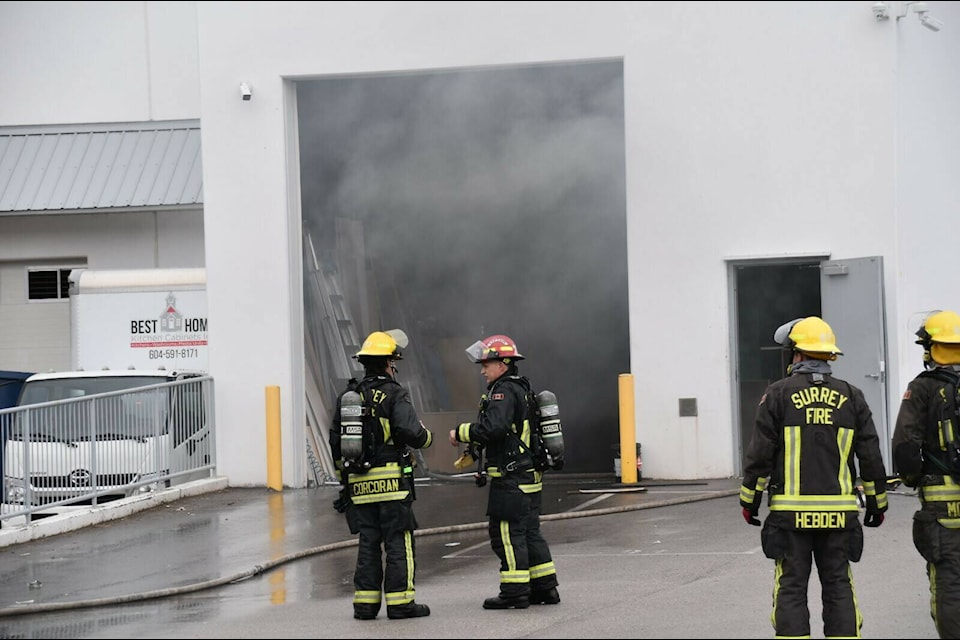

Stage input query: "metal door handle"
[{"left": 865, "top": 373, "right": 880, "bottom": 379}]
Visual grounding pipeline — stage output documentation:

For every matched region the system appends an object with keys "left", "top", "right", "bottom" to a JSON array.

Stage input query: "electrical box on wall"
[{"left": 679, "top": 398, "right": 698, "bottom": 417}]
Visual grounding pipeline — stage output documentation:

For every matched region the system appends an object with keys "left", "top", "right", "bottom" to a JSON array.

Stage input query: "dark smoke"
[{"left": 298, "top": 60, "right": 629, "bottom": 473}]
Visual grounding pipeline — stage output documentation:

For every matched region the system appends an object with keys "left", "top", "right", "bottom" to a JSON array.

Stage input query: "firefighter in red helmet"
[{"left": 449, "top": 334, "right": 561, "bottom": 609}]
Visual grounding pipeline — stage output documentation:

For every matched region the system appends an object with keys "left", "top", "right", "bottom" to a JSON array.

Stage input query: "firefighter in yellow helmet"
[
  {"left": 329, "top": 329, "right": 433, "bottom": 620},
  {"left": 892, "top": 310, "right": 960, "bottom": 638},
  {"left": 448, "top": 334, "right": 560, "bottom": 610},
  {"left": 739, "top": 316, "right": 888, "bottom": 638}
]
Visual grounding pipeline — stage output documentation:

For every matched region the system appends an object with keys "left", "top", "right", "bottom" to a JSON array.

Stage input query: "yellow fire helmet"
[
  {"left": 916, "top": 310, "right": 960, "bottom": 345},
  {"left": 916, "top": 310, "right": 960, "bottom": 366},
  {"left": 354, "top": 329, "right": 409, "bottom": 359},
  {"left": 775, "top": 316, "right": 843, "bottom": 359}
]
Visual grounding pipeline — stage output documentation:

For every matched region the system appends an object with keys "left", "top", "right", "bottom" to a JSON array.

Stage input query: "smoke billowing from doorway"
[{"left": 299, "top": 60, "right": 629, "bottom": 473}]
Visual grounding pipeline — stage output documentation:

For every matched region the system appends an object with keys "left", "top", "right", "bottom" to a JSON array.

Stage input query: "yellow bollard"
[
  {"left": 618, "top": 374, "right": 638, "bottom": 484},
  {"left": 266, "top": 385, "right": 283, "bottom": 491},
  {"left": 268, "top": 491, "right": 287, "bottom": 603}
]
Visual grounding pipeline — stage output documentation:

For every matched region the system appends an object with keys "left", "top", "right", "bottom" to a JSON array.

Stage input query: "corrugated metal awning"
[{"left": 0, "top": 120, "right": 203, "bottom": 214}]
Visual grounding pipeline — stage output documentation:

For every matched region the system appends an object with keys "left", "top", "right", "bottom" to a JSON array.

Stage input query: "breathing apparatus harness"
[
  {"left": 336, "top": 374, "right": 416, "bottom": 504},
  {"left": 915, "top": 366, "right": 960, "bottom": 481},
  {"left": 483, "top": 375, "right": 564, "bottom": 478}
]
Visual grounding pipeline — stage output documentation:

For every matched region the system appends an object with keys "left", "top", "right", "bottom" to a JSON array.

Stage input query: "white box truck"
[
  {"left": 69, "top": 268, "right": 208, "bottom": 371},
  {"left": 1, "top": 269, "right": 213, "bottom": 526}
]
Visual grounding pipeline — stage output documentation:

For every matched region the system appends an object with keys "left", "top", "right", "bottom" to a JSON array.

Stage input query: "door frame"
[
  {"left": 728, "top": 253, "right": 890, "bottom": 477},
  {"left": 727, "top": 253, "right": 829, "bottom": 477}
]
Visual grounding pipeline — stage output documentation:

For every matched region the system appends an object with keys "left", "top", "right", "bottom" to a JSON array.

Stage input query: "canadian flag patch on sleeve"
[
  {"left": 903, "top": 390, "right": 912, "bottom": 400},
  {"left": 492, "top": 392, "right": 505, "bottom": 401}
]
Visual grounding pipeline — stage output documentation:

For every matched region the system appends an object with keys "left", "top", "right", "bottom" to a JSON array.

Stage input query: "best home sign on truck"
[{"left": 69, "top": 268, "right": 209, "bottom": 371}]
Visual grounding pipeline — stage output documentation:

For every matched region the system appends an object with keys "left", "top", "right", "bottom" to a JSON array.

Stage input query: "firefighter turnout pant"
[
  {"left": 486, "top": 474, "right": 558, "bottom": 599},
  {"left": 761, "top": 519, "right": 864, "bottom": 638},
  {"left": 348, "top": 499, "right": 419, "bottom": 617},
  {"left": 912, "top": 508, "right": 960, "bottom": 639}
]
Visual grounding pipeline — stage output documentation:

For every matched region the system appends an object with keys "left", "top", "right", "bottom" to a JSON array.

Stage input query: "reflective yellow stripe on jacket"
[
  {"left": 486, "top": 468, "right": 543, "bottom": 493},
  {"left": 769, "top": 425, "right": 860, "bottom": 512},
  {"left": 861, "top": 479, "right": 888, "bottom": 510},
  {"left": 347, "top": 462, "right": 409, "bottom": 504},
  {"left": 739, "top": 477, "right": 768, "bottom": 505},
  {"left": 921, "top": 475, "right": 960, "bottom": 528}
]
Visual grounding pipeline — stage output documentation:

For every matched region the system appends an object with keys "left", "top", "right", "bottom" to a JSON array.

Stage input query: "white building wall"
[
  {"left": 0, "top": 211, "right": 205, "bottom": 370},
  {"left": 0, "top": 212, "right": 204, "bottom": 270},
  {"left": 894, "top": 5, "right": 960, "bottom": 396},
  {"left": 0, "top": 1, "right": 200, "bottom": 125},
  {"left": 3, "top": 1, "right": 959, "bottom": 484}
]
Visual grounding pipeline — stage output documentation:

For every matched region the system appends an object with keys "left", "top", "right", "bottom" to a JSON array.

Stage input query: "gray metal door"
[{"left": 820, "top": 256, "right": 890, "bottom": 471}]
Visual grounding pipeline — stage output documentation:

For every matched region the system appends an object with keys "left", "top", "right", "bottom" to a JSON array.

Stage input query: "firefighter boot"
[
  {"left": 387, "top": 603, "right": 431, "bottom": 619},
  {"left": 353, "top": 603, "right": 379, "bottom": 620},
  {"left": 482, "top": 595, "right": 530, "bottom": 610},
  {"left": 529, "top": 587, "right": 561, "bottom": 605}
]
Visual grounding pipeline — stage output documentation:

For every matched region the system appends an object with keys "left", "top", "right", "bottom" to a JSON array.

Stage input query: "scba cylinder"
[
  {"left": 339, "top": 390, "right": 365, "bottom": 468},
  {"left": 537, "top": 390, "right": 565, "bottom": 462}
]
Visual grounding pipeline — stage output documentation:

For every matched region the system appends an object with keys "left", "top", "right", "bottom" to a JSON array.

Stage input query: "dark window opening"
[{"left": 28, "top": 268, "right": 72, "bottom": 300}]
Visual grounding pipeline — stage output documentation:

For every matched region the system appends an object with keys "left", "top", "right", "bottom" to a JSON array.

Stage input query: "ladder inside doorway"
[{"left": 303, "top": 231, "right": 366, "bottom": 485}]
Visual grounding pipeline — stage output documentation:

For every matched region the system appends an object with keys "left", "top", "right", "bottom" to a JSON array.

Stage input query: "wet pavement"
[{"left": 0, "top": 474, "right": 940, "bottom": 639}]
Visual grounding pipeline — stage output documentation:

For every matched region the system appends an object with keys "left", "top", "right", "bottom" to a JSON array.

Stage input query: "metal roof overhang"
[{"left": 0, "top": 120, "right": 203, "bottom": 215}]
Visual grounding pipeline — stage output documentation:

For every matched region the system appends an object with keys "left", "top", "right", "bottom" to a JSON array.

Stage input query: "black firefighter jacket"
[
  {"left": 892, "top": 366, "right": 960, "bottom": 525},
  {"left": 740, "top": 367, "right": 888, "bottom": 530},
  {"left": 329, "top": 373, "right": 433, "bottom": 505}
]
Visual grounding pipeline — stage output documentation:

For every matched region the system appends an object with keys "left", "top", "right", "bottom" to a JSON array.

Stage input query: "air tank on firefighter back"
[
  {"left": 339, "top": 389, "right": 367, "bottom": 471},
  {"left": 537, "top": 390, "right": 565, "bottom": 464}
]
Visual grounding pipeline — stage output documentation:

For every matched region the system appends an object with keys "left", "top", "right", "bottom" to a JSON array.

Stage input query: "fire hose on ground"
[{"left": 0, "top": 484, "right": 739, "bottom": 618}]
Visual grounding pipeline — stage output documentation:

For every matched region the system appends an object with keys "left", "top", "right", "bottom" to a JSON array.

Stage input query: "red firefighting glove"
[
  {"left": 740, "top": 480, "right": 765, "bottom": 527},
  {"left": 864, "top": 511, "right": 884, "bottom": 527}
]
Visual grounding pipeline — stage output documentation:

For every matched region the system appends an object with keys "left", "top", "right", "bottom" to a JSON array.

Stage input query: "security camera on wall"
[
  {"left": 919, "top": 13, "right": 943, "bottom": 31},
  {"left": 897, "top": 1, "right": 945, "bottom": 32}
]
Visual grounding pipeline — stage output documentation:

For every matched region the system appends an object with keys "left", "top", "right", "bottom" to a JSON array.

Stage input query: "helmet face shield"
[
  {"left": 465, "top": 340, "right": 486, "bottom": 363},
  {"left": 774, "top": 318, "right": 803, "bottom": 347},
  {"left": 384, "top": 329, "right": 409, "bottom": 350}
]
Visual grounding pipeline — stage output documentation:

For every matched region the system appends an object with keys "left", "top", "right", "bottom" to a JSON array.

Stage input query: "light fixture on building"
[
  {"left": 240, "top": 82, "right": 252, "bottom": 101},
  {"left": 873, "top": 2, "right": 890, "bottom": 21},
  {"left": 897, "top": 1, "right": 944, "bottom": 32}
]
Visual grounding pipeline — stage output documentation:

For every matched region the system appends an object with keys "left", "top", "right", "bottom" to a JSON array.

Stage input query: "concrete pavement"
[{"left": 0, "top": 474, "right": 941, "bottom": 639}]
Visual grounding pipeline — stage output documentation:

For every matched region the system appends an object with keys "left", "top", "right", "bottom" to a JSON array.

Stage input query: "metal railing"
[{"left": 0, "top": 375, "right": 216, "bottom": 526}]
